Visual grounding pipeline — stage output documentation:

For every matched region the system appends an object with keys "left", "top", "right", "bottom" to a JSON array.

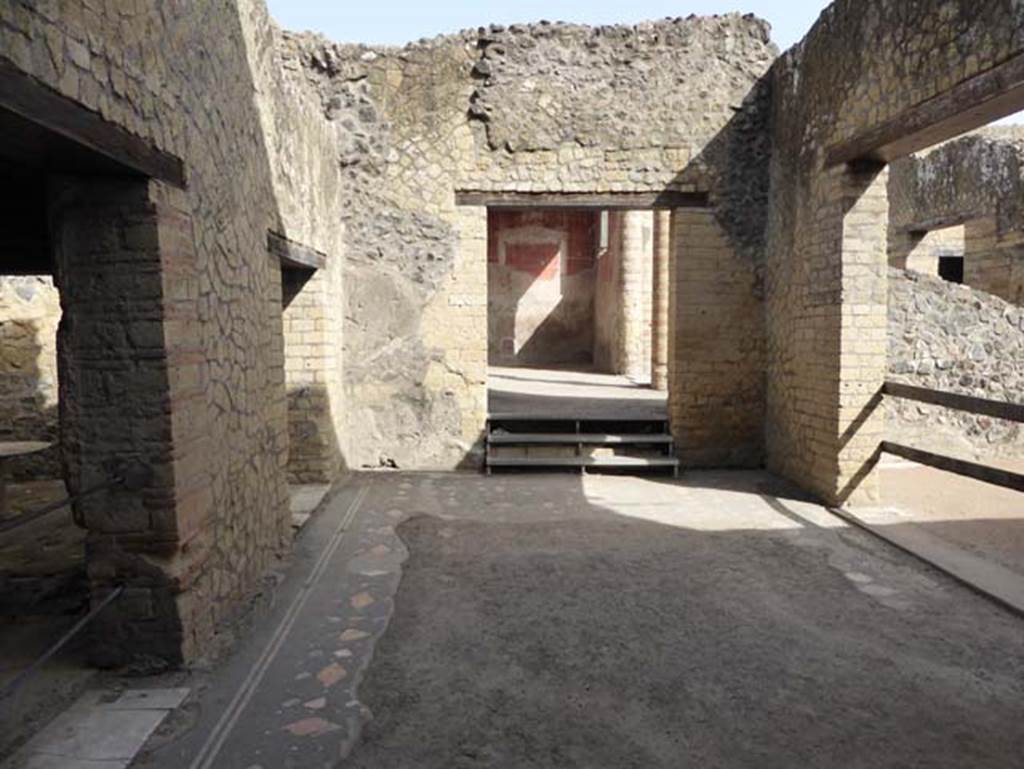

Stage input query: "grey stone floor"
[
  {"left": 488, "top": 365, "right": 666, "bottom": 419},
  {"left": 132, "top": 470, "right": 1024, "bottom": 768}
]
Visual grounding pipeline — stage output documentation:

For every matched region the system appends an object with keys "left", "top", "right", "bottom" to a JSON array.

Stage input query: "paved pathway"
[{"left": 133, "top": 471, "right": 1024, "bottom": 768}]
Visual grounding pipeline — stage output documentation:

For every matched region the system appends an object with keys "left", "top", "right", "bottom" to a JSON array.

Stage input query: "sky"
[{"left": 265, "top": 0, "right": 828, "bottom": 52}]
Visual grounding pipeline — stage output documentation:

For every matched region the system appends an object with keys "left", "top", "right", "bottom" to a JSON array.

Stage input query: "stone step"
[
  {"left": 487, "top": 432, "right": 674, "bottom": 446},
  {"left": 485, "top": 416, "right": 677, "bottom": 475},
  {"left": 489, "top": 414, "right": 669, "bottom": 422},
  {"left": 487, "top": 445, "right": 670, "bottom": 461},
  {"left": 486, "top": 455, "right": 680, "bottom": 469},
  {"left": 488, "top": 417, "right": 671, "bottom": 436}
]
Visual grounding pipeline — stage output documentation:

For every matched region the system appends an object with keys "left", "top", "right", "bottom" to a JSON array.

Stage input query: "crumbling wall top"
[
  {"left": 281, "top": 15, "right": 777, "bottom": 154},
  {"left": 890, "top": 128, "right": 1024, "bottom": 235}
]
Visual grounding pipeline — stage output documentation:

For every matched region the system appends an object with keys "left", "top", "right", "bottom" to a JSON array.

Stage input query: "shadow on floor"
[{"left": 341, "top": 470, "right": 1024, "bottom": 769}]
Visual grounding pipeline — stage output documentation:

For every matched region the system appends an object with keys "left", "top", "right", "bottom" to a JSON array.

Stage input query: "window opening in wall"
[
  {"left": 937, "top": 254, "right": 964, "bottom": 284},
  {"left": 876, "top": 101, "right": 1024, "bottom": 567}
]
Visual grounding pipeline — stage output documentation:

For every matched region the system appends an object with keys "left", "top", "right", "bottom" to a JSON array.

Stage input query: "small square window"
[{"left": 938, "top": 255, "right": 964, "bottom": 284}]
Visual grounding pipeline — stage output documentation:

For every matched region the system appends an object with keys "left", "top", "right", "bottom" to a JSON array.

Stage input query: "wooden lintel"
[
  {"left": 0, "top": 56, "right": 186, "bottom": 187},
  {"left": 899, "top": 211, "right": 985, "bottom": 235},
  {"left": 268, "top": 230, "right": 327, "bottom": 271},
  {"left": 881, "top": 442, "right": 1024, "bottom": 493},
  {"left": 454, "top": 190, "right": 709, "bottom": 210},
  {"left": 826, "top": 53, "right": 1024, "bottom": 167},
  {"left": 0, "top": 239, "right": 52, "bottom": 275}
]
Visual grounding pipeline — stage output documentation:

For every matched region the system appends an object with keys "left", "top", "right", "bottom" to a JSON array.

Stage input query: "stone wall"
[
  {"left": 0, "top": 276, "right": 60, "bottom": 479},
  {"left": 487, "top": 210, "right": 597, "bottom": 366},
  {"left": 765, "top": 0, "right": 1024, "bottom": 505},
  {"left": 0, "top": 0, "right": 343, "bottom": 665},
  {"left": 889, "top": 128, "right": 1024, "bottom": 237},
  {"left": 262, "top": 18, "right": 348, "bottom": 484},
  {"left": 964, "top": 217, "right": 1024, "bottom": 305},
  {"left": 889, "top": 128, "right": 1024, "bottom": 304},
  {"left": 887, "top": 269, "right": 1023, "bottom": 460},
  {"left": 281, "top": 15, "right": 777, "bottom": 469},
  {"left": 893, "top": 226, "right": 964, "bottom": 277}
]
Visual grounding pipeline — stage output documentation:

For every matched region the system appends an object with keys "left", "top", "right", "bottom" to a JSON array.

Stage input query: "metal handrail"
[
  {"left": 0, "top": 462, "right": 152, "bottom": 703},
  {"left": 0, "top": 478, "right": 121, "bottom": 534},
  {"left": 0, "top": 586, "right": 125, "bottom": 702},
  {"left": 0, "top": 462, "right": 153, "bottom": 535}
]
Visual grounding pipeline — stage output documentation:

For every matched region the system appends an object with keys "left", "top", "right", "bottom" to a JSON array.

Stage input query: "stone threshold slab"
[
  {"left": 832, "top": 506, "right": 1024, "bottom": 617},
  {"left": 290, "top": 484, "right": 331, "bottom": 531},
  {"left": 3, "top": 688, "right": 189, "bottom": 769}
]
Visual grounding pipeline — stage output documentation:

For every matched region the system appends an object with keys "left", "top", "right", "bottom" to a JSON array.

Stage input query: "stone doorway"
[
  {"left": 479, "top": 202, "right": 676, "bottom": 474},
  {"left": 483, "top": 205, "right": 672, "bottom": 415},
  {"left": 0, "top": 72, "right": 203, "bottom": 741}
]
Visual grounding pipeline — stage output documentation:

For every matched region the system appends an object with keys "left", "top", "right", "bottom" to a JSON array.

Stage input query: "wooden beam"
[
  {"left": 898, "top": 211, "right": 984, "bottom": 235},
  {"left": 881, "top": 442, "right": 1024, "bottom": 493},
  {"left": 826, "top": 53, "right": 1024, "bottom": 167},
  {"left": 883, "top": 381, "right": 1024, "bottom": 423},
  {"left": 0, "top": 56, "right": 185, "bottom": 187},
  {"left": 268, "top": 231, "right": 327, "bottom": 271},
  {"left": 0, "top": 237, "right": 52, "bottom": 274},
  {"left": 454, "top": 190, "right": 709, "bottom": 210}
]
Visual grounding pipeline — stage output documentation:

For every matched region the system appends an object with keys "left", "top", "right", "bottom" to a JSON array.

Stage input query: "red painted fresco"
[
  {"left": 488, "top": 209, "right": 598, "bottom": 276},
  {"left": 505, "top": 241, "right": 561, "bottom": 279}
]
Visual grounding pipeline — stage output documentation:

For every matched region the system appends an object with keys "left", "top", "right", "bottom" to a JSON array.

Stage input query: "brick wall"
[
  {"left": 964, "top": 218, "right": 1024, "bottom": 305},
  {"left": 766, "top": 0, "right": 1024, "bottom": 505},
  {"left": 888, "top": 128, "right": 1024, "bottom": 304},
  {"left": 282, "top": 257, "right": 345, "bottom": 482},
  {"left": 890, "top": 226, "right": 965, "bottom": 277},
  {"left": 671, "top": 209, "right": 765, "bottom": 467}
]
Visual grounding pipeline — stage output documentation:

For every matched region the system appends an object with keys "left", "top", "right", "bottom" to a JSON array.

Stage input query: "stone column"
[
  {"left": 619, "top": 211, "right": 653, "bottom": 382},
  {"left": 651, "top": 211, "right": 671, "bottom": 390},
  {"left": 52, "top": 177, "right": 213, "bottom": 668},
  {"left": 835, "top": 163, "right": 889, "bottom": 506}
]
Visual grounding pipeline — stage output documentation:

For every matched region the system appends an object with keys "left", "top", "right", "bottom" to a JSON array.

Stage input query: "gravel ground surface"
[{"left": 344, "top": 472, "right": 1024, "bottom": 769}]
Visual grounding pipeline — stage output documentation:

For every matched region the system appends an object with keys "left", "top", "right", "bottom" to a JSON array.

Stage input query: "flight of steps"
[{"left": 485, "top": 416, "right": 679, "bottom": 476}]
